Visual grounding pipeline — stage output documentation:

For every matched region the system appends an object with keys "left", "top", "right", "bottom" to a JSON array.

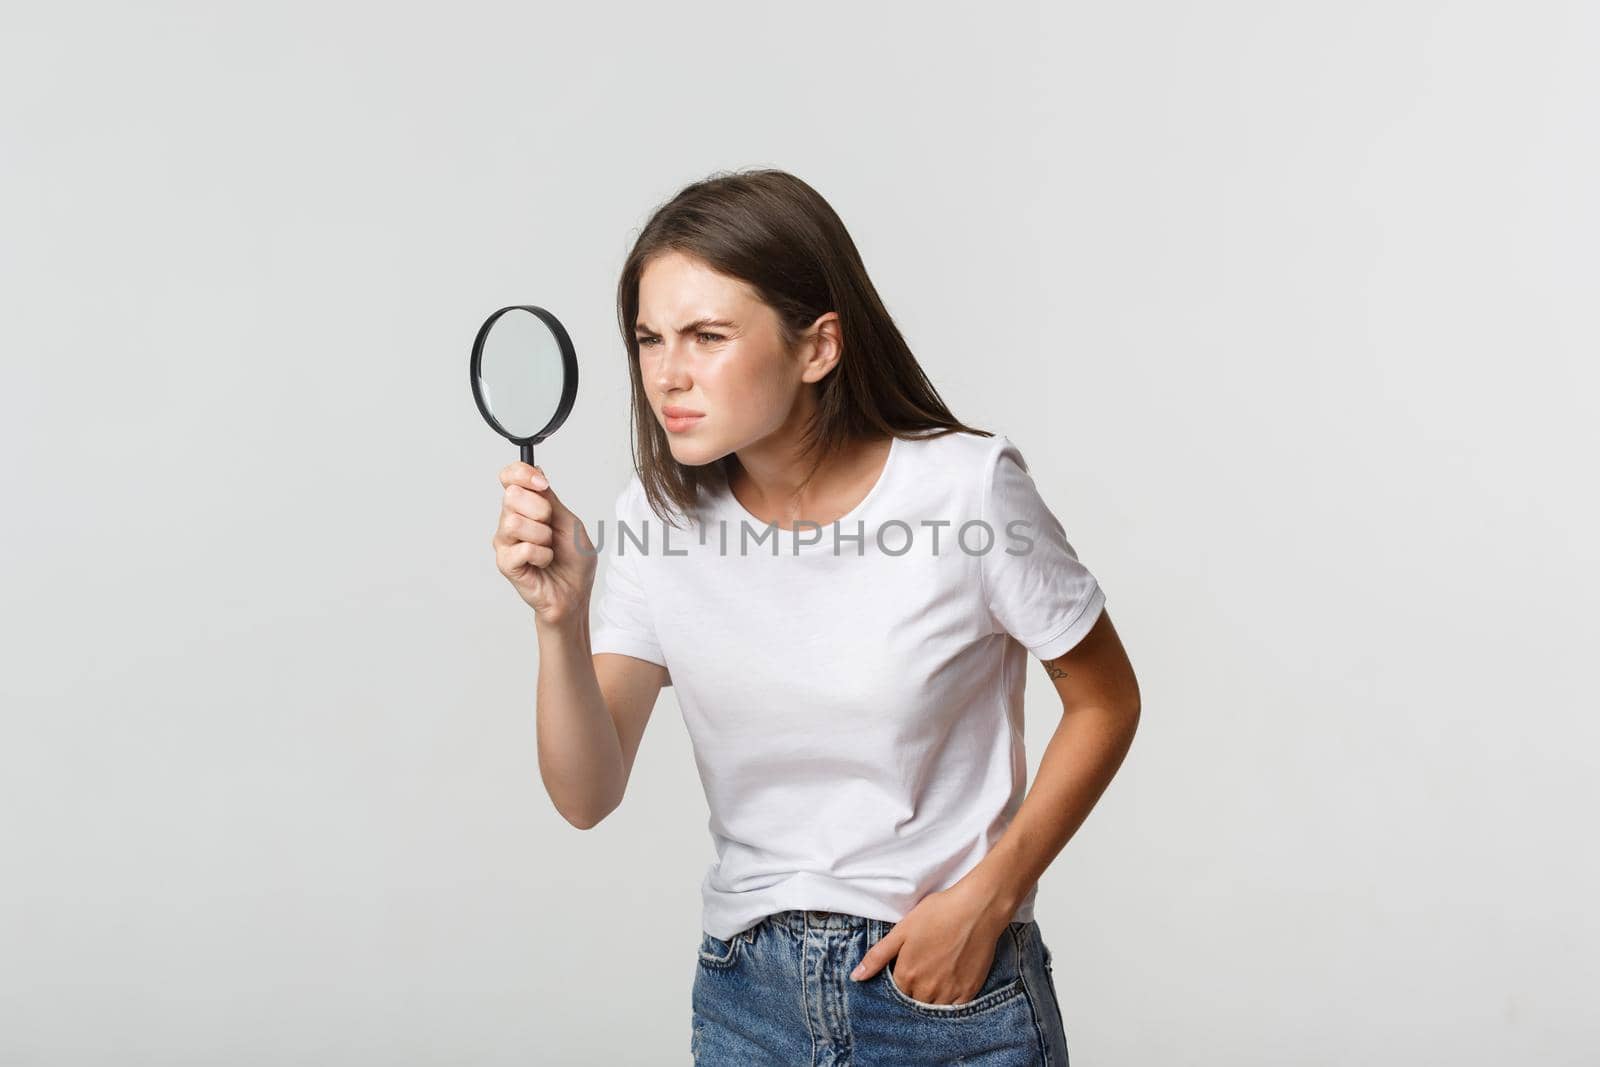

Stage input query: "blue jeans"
[{"left": 691, "top": 908, "right": 1069, "bottom": 1066}]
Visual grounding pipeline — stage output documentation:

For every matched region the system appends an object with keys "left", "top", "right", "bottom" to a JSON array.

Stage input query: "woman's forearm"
[
  {"left": 533, "top": 611, "right": 625, "bottom": 828},
  {"left": 964, "top": 699, "right": 1140, "bottom": 913}
]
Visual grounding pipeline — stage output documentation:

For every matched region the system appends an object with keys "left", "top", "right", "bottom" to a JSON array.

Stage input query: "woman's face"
[{"left": 633, "top": 251, "right": 833, "bottom": 467}]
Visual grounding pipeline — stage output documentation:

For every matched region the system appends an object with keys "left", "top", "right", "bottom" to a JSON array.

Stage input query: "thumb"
[{"left": 851, "top": 927, "right": 901, "bottom": 981}]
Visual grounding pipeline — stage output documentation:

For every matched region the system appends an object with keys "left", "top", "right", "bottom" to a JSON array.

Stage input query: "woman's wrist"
[
  {"left": 534, "top": 606, "right": 589, "bottom": 644},
  {"left": 958, "top": 843, "right": 1031, "bottom": 918}
]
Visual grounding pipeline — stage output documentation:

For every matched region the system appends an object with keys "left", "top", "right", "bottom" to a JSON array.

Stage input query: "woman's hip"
[{"left": 691, "top": 909, "right": 1069, "bottom": 1066}]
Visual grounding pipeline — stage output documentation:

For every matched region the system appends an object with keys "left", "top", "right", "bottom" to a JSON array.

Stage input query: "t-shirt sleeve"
[
  {"left": 589, "top": 480, "right": 672, "bottom": 686},
  {"left": 978, "top": 435, "right": 1107, "bottom": 660}
]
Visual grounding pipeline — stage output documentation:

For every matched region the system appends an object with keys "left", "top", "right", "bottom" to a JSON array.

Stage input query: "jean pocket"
[
  {"left": 697, "top": 924, "right": 755, "bottom": 969},
  {"left": 881, "top": 922, "right": 1029, "bottom": 1019}
]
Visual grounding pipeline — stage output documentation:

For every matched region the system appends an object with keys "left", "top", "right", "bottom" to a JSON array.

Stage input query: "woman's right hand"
[{"left": 493, "top": 462, "right": 597, "bottom": 626}]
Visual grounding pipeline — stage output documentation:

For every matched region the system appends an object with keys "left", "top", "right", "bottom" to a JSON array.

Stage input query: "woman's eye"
[{"left": 635, "top": 333, "right": 723, "bottom": 347}]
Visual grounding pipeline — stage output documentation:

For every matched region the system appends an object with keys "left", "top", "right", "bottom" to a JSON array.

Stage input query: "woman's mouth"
[{"left": 663, "top": 408, "right": 705, "bottom": 433}]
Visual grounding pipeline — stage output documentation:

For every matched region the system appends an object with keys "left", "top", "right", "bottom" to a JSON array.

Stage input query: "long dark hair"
[{"left": 616, "top": 168, "right": 991, "bottom": 525}]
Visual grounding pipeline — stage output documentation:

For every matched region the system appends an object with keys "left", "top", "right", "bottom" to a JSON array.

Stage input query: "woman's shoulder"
[
  {"left": 894, "top": 427, "right": 1013, "bottom": 478},
  {"left": 610, "top": 470, "right": 644, "bottom": 515},
  {"left": 614, "top": 468, "right": 707, "bottom": 531}
]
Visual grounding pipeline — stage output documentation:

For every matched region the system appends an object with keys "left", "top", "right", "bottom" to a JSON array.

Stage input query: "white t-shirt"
[{"left": 589, "top": 429, "right": 1107, "bottom": 940}]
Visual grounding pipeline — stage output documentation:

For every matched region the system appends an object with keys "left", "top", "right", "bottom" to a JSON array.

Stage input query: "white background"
[{"left": 3, "top": 2, "right": 1596, "bottom": 1064}]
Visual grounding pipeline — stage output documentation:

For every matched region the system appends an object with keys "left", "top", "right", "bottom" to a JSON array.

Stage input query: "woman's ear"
[{"left": 799, "top": 311, "right": 843, "bottom": 383}]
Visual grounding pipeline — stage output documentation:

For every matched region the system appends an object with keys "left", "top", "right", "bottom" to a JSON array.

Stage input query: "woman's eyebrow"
[{"left": 634, "top": 317, "right": 736, "bottom": 334}]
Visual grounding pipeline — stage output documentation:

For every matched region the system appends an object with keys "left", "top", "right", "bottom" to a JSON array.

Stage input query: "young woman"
[{"left": 492, "top": 169, "right": 1141, "bottom": 1066}]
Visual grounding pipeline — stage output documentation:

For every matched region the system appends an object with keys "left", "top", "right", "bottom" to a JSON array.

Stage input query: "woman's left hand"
[{"left": 849, "top": 881, "right": 1013, "bottom": 1005}]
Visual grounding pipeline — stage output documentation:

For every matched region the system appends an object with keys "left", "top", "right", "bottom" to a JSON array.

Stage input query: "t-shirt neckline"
[{"left": 719, "top": 433, "right": 902, "bottom": 541}]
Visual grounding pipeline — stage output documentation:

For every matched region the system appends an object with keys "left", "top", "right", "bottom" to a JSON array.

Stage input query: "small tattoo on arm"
[{"left": 1043, "top": 660, "right": 1068, "bottom": 680}]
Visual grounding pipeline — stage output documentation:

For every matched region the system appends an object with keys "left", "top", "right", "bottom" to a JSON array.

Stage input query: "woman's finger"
[
  {"left": 499, "top": 513, "right": 550, "bottom": 546},
  {"left": 503, "top": 483, "right": 553, "bottom": 523},
  {"left": 851, "top": 926, "right": 903, "bottom": 981}
]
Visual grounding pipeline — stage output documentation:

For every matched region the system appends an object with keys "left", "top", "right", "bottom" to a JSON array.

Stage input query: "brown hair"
[{"left": 615, "top": 167, "right": 991, "bottom": 526}]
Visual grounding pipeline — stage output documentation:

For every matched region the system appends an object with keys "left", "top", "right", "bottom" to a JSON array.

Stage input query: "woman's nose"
[{"left": 652, "top": 342, "right": 691, "bottom": 391}]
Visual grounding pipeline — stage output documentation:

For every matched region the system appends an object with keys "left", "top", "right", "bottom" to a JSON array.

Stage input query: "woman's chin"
[{"left": 666, "top": 438, "right": 723, "bottom": 467}]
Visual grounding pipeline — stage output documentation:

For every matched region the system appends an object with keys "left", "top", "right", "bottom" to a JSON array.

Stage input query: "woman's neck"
[{"left": 726, "top": 433, "right": 892, "bottom": 529}]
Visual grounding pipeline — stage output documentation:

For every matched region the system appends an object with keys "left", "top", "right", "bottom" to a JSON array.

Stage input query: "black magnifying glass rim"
[{"left": 469, "top": 304, "right": 579, "bottom": 446}]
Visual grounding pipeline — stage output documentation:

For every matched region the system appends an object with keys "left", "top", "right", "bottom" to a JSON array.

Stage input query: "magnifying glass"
[{"left": 469, "top": 305, "right": 578, "bottom": 466}]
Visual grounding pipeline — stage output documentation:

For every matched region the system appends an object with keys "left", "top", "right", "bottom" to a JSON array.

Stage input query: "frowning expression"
[{"left": 633, "top": 251, "right": 819, "bottom": 466}]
